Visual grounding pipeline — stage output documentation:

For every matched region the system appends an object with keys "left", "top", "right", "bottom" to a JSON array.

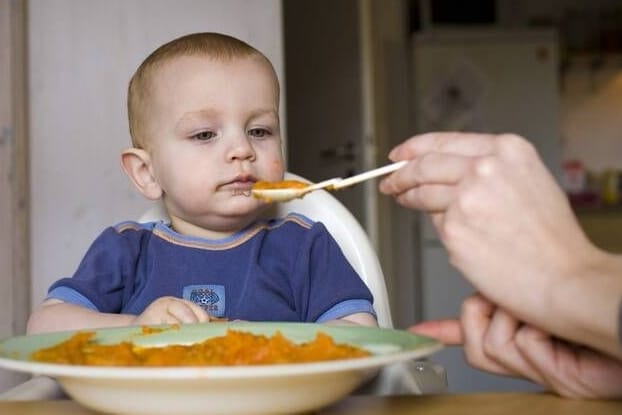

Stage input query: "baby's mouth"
[{"left": 223, "top": 174, "right": 256, "bottom": 197}]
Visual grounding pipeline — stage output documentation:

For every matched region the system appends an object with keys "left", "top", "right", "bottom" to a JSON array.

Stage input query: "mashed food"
[
  {"left": 31, "top": 329, "right": 370, "bottom": 366},
  {"left": 252, "top": 180, "right": 309, "bottom": 190}
]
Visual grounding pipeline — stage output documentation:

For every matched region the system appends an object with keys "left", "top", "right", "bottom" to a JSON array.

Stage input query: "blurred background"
[{"left": 2, "top": 0, "right": 622, "bottom": 393}]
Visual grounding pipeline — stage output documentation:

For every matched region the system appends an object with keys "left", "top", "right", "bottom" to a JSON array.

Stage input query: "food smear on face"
[{"left": 31, "top": 329, "right": 371, "bottom": 366}]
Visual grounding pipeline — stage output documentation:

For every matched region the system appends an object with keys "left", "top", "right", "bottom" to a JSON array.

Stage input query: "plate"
[{"left": 0, "top": 322, "right": 442, "bottom": 415}]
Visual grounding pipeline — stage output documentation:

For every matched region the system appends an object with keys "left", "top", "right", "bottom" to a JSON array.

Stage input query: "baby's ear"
[{"left": 120, "top": 148, "right": 162, "bottom": 200}]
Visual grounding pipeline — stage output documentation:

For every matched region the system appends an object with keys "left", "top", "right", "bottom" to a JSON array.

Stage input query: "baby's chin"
[
  {"left": 223, "top": 193, "right": 271, "bottom": 217},
  {"left": 230, "top": 188, "right": 253, "bottom": 197}
]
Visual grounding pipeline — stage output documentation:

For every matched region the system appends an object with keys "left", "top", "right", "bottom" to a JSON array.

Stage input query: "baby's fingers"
[{"left": 167, "top": 299, "right": 210, "bottom": 323}]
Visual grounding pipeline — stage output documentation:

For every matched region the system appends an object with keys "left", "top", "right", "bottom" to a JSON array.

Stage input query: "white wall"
[{"left": 28, "top": 0, "right": 283, "bottom": 307}]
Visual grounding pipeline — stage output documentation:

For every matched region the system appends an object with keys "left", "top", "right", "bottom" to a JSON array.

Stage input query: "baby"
[{"left": 27, "top": 32, "right": 377, "bottom": 333}]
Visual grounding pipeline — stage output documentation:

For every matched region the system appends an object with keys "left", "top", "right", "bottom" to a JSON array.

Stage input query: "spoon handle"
[
  {"left": 306, "top": 178, "right": 342, "bottom": 191},
  {"left": 332, "top": 161, "right": 407, "bottom": 190}
]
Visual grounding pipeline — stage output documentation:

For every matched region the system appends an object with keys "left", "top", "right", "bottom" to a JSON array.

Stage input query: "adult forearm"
[
  {"left": 27, "top": 302, "right": 135, "bottom": 334},
  {"left": 549, "top": 249, "right": 622, "bottom": 359}
]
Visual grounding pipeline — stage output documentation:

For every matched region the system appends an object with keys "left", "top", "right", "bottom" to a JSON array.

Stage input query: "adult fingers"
[
  {"left": 392, "top": 184, "right": 455, "bottom": 212},
  {"left": 514, "top": 325, "right": 622, "bottom": 399},
  {"left": 379, "top": 152, "right": 474, "bottom": 196},
  {"left": 460, "top": 295, "right": 515, "bottom": 376},
  {"left": 408, "top": 319, "right": 463, "bottom": 345},
  {"left": 483, "top": 309, "right": 547, "bottom": 384},
  {"left": 387, "top": 132, "right": 498, "bottom": 161}
]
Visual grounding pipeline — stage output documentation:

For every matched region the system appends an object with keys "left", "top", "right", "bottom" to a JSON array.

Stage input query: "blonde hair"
[{"left": 127, "top": 32, "right": 279, "bottom": 148}]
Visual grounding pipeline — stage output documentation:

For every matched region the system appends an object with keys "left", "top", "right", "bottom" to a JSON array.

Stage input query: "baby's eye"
[
  {"left": 191, "top": 131, "right": 216, "bottom": 141},
  {"left": 248, "top": 128, "right": 270, "bottom": 138}
]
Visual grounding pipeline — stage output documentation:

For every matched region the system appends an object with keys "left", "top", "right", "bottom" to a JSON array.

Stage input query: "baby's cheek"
[{"left": 270, "top": 159, "right": 285, "bottom": 179}]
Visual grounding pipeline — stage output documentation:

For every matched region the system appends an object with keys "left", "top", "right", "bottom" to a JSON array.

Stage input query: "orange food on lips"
[
  {"left": 252, "top": 180, "right": 309, "bottom": 190},
  {"left": 31, "top": 329, "right": 370, "bottom": 366}
]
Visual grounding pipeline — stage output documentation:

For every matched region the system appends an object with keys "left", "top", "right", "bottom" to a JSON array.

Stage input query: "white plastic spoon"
[{"left": 251, "top": 160, "right": 407, "bottom": 203}]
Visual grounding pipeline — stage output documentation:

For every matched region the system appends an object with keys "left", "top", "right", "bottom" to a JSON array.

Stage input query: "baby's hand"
[{"left": 133, "top": 296, "right": 210, "bottom": 325}]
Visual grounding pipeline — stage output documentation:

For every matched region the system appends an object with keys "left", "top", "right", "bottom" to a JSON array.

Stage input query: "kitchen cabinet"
[{"left": 576, "top": 208, "right": 622, "bottom": 253}]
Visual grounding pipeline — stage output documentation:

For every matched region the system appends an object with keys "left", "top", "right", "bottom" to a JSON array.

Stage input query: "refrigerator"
[{"left": 411, "top": 28, "right": 561, "bottom": 393}]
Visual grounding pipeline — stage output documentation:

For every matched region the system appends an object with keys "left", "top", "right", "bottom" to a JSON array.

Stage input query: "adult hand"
[
  {"left": 378, "top": 132, "right": 588, "bottom": 306},
  {"left": 133, "top": 296, "right": 210, "bottom": 325},
  {"left": 379, "top": 132, "right": 622, "bottom": 358},
  {"left": 410, "top": 294, "right": 622, "bottom": 399}
]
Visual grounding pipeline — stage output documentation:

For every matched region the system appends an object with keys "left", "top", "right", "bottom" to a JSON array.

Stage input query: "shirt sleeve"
[
  {"left": 315, "top": 299, "right": 376, "bottom": 323},
  {"left": 46, "top": 224, "right": 144, "bottom": 312},
  {"left": 293, "top": 222, "right": 376, "bottom": 322}
]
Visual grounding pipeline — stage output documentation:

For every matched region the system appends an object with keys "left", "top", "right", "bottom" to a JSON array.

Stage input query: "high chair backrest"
[{"left": 138, "top": 172, "right": 393, "bottom": 328}]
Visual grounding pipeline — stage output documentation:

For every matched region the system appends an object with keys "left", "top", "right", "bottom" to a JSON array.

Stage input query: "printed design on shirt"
[{"left": 182, "top": 284, "right": 225, "bottom": 318}]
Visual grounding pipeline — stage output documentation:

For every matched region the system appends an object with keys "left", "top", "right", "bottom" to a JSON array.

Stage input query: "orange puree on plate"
[{"left": 31, "top": 329, "right": 370, "bottom": 366}]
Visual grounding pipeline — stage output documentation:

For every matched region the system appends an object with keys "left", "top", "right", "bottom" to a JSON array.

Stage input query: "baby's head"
[
  {"left": 128, "top": 32, "right": 280, "bottom": 149},
  {"left": 122, "top": 33, "right": 284, "bottom": 238}
]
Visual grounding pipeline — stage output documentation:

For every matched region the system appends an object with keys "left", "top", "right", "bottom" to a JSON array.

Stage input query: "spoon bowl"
[{"left": 251, "top": 178, "right": 341, "bottom": 203}]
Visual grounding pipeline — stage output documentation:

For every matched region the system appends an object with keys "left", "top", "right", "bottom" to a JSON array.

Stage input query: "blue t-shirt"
[{"left": 47, "top": 213, "right": 375, "bottom": 323}]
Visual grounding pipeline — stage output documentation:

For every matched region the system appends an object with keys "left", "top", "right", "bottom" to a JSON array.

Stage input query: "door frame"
[
  {"left": 0, "top": 0, "right": 33, "bottom": 390},
  {"left": 0, "top": 0, "right": 30, "bottom": 365}
]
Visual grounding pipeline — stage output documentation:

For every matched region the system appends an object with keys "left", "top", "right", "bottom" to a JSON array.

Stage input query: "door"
[
  {"left": 283, "top": 0, "right": 366, "bottom": 225},
  {"left": 283, "top": 0, "right": 420, "bottom": 329}
]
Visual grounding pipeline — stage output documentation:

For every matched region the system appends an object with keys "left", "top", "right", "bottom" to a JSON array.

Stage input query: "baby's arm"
[
  {"left": 27, "top": 296, "right": 211, "bottom": 334},
  {"left": 329, "top": 313, "right": 378, "bottom": 327},
  {"left": 27, "top": 298, "right": 135, "bottom": 334}
]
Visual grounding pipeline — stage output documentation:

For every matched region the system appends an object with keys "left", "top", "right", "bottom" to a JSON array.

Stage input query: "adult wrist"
[{"left": 550, "top": 248, "right": 622, "bottom": 359}]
